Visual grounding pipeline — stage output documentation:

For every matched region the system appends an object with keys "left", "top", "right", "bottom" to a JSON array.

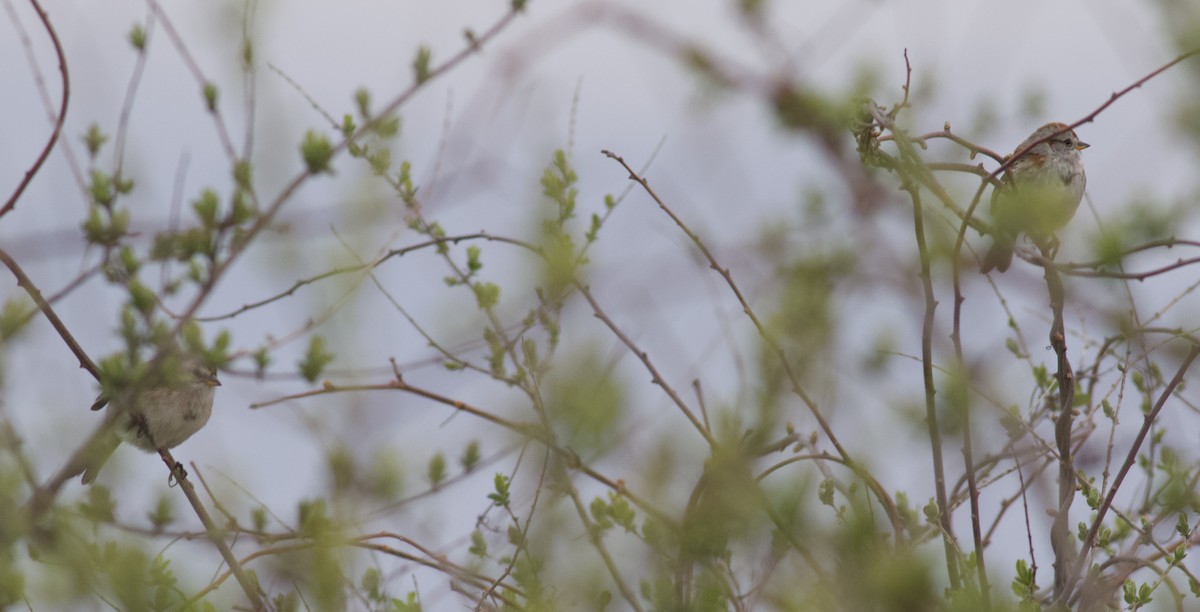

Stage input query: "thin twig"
[
  {"left": 601, "top": 148, "right": 905, "bottom": 537},
  {"left": 575, "top": 283, "right": 716, "bottom": 447},
  {"left": 194, "top": 233, "right": 515, "bottom": 321},
  {"left": 111, "top": 6, "right": 154, "bottom": 189},
  {"left": 145, "top": 0, "right": 238, "bottom": 163}
]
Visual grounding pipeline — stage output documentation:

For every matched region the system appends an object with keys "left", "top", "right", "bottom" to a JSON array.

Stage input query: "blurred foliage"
[{"left": 5, "top": 1, "right": 1200, "bottom": 610}]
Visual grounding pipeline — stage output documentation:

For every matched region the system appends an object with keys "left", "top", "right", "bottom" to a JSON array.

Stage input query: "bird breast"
[{"left": 115, "top": 384, "right": 216, "bottom": 451}]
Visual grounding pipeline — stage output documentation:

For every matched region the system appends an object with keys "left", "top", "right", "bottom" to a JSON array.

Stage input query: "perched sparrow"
[
  {"left": 980, "top": 122, "right": 1089, "bottom": 273},
  {"left": 77, "top": 357, "right": 220, "bottom": 484}
]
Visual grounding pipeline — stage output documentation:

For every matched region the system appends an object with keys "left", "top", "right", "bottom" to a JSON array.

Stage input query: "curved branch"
[{"left": 1, "top": 0, "right": 70, "bottom": 219}]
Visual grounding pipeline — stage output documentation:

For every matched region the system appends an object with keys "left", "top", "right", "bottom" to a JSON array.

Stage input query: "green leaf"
[
  {"left": 147, "top": 495, "right": 174, "bottom": 530},
  {"left": 427, "top": 452, "right": 446, "bottom": 487},
  {"left": 192, "top": 188, "right": 220, "bottom": 228},
  {"left": 488, "top": 473, "right": 511, "bottom": 507},
  {"left": 368, "top": 147, "right": 391, "bottom": 176},
  {"left": 297, "top": 498, "right": 332, "bottom": 537},
  {"left": 253, "top": 347, "right": 271, "bottom": 375},
  {"left": 472, "top": 282, "right": 500, "bottom": 309},
  {"left": 361, "top": 567, "right": 381, "bottom": 600},
  {"left": 585, "top": 212, "right": 602, "bottom": 242},
  {"left": 1091, "top": 229, "right": 1125, "bottom": 268},
  {"left": 413, "top": 46, "right": 432, "bottom": 84},
  {"left": 460, "top": 440, "right": 481, "bottom": 472},
  {"left": 469, "top": 529, "right": 488, "bottom": 558},
  {"left": 127, "top": 279, "right": 156, "bottom": 316},
  {"left": 373, "top": 114, "right": 400, "bottom": 138},
  {"left": 298, "top": 336, "right": 334, "bottom": 383},
  {"left": 80, "top": 485, "right": 117, "bottom": 522},
  {"left": 251, "top": 506, "right": 267, "bottom": 532},
  {"left": 590, "top": 497, "right": 613, "bottom": 529},
  {"left": 181, "top": 321, "right": 205, "bottom": 355},
  {"left": 522, "top": 338, "right": 538, "bottom": 370},
  {"left": 233, "top": 159, "right": 253, "bottom": 190},
  {"left": 391, "top": 592, "right": 422, "bottom": 612},
  {"left": 466, "top": 245, "right": 483, "bottom": 273},
  {"left": 128, "top": 23, "right": 146, "bottom": 51},
  {"left": 484, "top": 326, "right": 506, "bottom": 377},
  {"left": 202, "top": 82, "right": 219, "bottom": 112},
  {"left": 0, "top": 298, "right": 33, "bottom": 341},
  {"left": 115, "top": 175, "right": 135, "bottom": 194},
  {"left": 818, "top": 479, "right": 835, "bottom": 507},
  {"left": 89, "top": 170, "right": 115, "bottom": 207},
  {"left": 83, "top": 207, "right": 121, "bottom": 246},
  {"left": 354, "top": 88, "right": 371, "bottom": 118},
  {"left": 229, "top": 189, "right": 254, "bottom": 226},
  {"left": 149, "top": 554, "right": 177, "bottom": 588},
  {"left": 300, "top": 130, "right": 334, "bottom": 174},
  {"left": 82, "top": 123, "right": 109, "bottom": 158}
]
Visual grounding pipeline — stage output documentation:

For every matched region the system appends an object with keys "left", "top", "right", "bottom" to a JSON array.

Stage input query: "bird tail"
[{"left": 980, "top": 238, "right": 1014, "bottom": 273}]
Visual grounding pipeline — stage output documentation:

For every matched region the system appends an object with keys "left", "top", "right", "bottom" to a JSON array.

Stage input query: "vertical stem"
[
  {"left": 1043, "top": 261, "right": 1078, "bottom": 601},
  {"left": 949, "top": 180, "right": 991, "bottom": 606},
  {"left": 908, "top": 184, "right": 961, "bottom": 589}
]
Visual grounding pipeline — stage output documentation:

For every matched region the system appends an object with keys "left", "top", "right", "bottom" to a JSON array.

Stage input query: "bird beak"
[
  {"left": 207, "top": 376, "right": 222, "bottom": 387},
  {"left": 1076, "top": 141, "right": 1090, "bottom": 151}
]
